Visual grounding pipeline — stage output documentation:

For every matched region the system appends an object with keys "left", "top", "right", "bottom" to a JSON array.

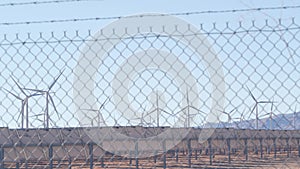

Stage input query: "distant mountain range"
[{"left": 205, "top": 111, "right": 300, "bottom": 130}]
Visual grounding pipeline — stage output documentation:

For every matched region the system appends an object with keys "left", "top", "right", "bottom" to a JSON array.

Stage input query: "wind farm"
[
  {"left": 1, "top": 71, "right": 300, "bottom": 169},
  {"left": 0, "top": 5, "right": 299, "bottom": 168}
]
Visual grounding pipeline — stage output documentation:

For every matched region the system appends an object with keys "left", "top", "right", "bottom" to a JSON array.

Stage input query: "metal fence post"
[
  {"left": 49, "top": 144, "right": 53, "bottom": 169},
  {"left": 0, "top": 147, "right": 4, "bottom": 169},
  {"left": 89, "top": 143, "right": 93, "bottom": 169},
  {"left": 154, "top": 150, "right": 157, "bottom": 163},
  {"left": 68, "top": 157, "right": 72, "bottom": 169},
  {"left": 187, "top": 139, "right": 192, "bottom": 168},
  {"left": 135, "top": 141, "right": 139, "bottom": 169},
  {"left": 244, "top": 139, "right": 248, "bottom": 161},
  {"left": 208, "top": 139, "right": 212, "bottom": 165},
  {"left": 227, "top": 138, "right": 231, "bottom": 164},
  {"left": 163, "top": 139, "right": 167, "bottom": 169},
  {"left": 259, "top": 138, "right": 263, "bottom": 159},
  {"left": 286, "top": 138, "right": 290, "bottom": 158},
  {"left": 25, "top": 160, "right": 28, "bottom": 169},
  {"left": 297, "top": 139, "right": 300, "bottom": 157},
  {"left": 175, "top": 149, "right": 178, "bottom": 163},
  {"left": 273, "top": 138, "right": 277, "bottom": 159},
  {"left": 16, "top": 161, "right": 19, "bottom": 169}
]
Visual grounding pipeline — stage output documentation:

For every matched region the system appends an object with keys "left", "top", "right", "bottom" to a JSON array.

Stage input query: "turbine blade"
[
  {"left": 3, "top": 88, "right": 23, "bottom": 100},
  {"left": 186, "top": 86, "right": 189, "bottom": 106},
  {"left": 49, "top": 69, "right": 64, "bottom": 91},
  {"left": 217, "top": 109, "right": 224, "bottom": 113},
  {"left": 30, "top": 113, "right": 44, "bottom": 117},
  {"left": 271, "top": 99, "right": 274, "bottom": 112},
  {"left": 30, "top": 93, "right": 43, "bottom": 97},
  {"left": 189, "top": 106, "right": 206, "bottom": 115},
  {"left": 249, "top": 91, "right": 256, "bottom": 102},
  {"left": 147, "top": 108, "right": 157, "bottom": 115},
  {"left": 36, "top": 118, "right": 44, "bottom": 123},
  {"left": 158, "top": 108, "right": 172, "bottom": 115},
  {"left": 173, "top": 109, "right": 183, "bottom": 116},
  {"left": 239, "top": 107, "right": 246, "bottom": 121},
  {"left": 258, "top": 101, "right": 272, "bottom": 104},
  {"left": 49, "top": 118, "right": 56, "bottom": 127},
  {"left": 81, "top": 109, "right": 98, "bottom": 111},
  {"left": 99, "top": 96, "right": 110, "bottom": 110},
  {"left": 246, "top": 85, "right": 256, "bottom": 102},
  {"left": 16, "top": 104, "right": 24, "bottom": 123},
  {"left": 189, "top": 106, "right": 198, "bottom": 111},
  {"left": 248, "top": 105, "right": 256, "bottom": 119},
  {"left": 23, "top": 87, "right": 46, "bottom": 93},
  {"left": 49, "top": 95, "right": 59, "bottom": 118},
  {"left": 180, "top": 106, "right": 188, "bottom": 112},
  {"left": 12, "top": 77, "right": 27, "bottom": 96}
]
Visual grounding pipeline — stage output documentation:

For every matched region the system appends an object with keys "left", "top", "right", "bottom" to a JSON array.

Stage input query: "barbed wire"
[
  {"left": 0, "top": 5, "right": 300, "bottom": 26},
  {"left": 0, "top": 26, "right": 299, "bottom": 46},
  {"left": 0, "top": 0, "right": 102, "bottom": 7}
]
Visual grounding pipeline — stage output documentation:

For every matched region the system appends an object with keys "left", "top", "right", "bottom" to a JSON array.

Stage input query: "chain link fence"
[{"left": 0, "top": 14, "right": 300, "bottom": 168}]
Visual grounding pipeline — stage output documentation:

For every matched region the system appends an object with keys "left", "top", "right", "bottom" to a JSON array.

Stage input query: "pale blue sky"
[
  {"left": 0, "top": 0, "right": 299, "bottom": 128},
  {"left": 0, "top": 0, "right": 299, "bottom": 33}
]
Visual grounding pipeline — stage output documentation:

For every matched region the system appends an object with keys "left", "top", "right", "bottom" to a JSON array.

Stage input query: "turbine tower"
[
  {"left": 24, "top": 70, "right": 64, "bottom": 128},
  {"left": 4, "top": 78, "right": 41, "bottom": 128}
]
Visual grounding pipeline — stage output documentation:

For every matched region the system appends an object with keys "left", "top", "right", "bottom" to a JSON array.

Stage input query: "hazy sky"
[
  {"left": 0, "top": 0, "right": 299, "bottom": 128},
  {"left": 0, "top": 0, "right": 299, "bottom": 33}
]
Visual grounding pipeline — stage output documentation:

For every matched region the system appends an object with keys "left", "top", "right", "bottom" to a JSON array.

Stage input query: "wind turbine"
[
  {"left": 184, "top": 89, "right": 192, "bottom": 127},
  {"left": 3, "top": 88, "right": 25, "bottom": 128},
  {"left": 30, "top": 113, "right": 45, "bottom": 127},
  {"left": 4, "top": 78, "right": 41, "bottom": 128},
  {"left": 246, "top": 86, "right": 273, "bottom": 129},
  {"left": 134, "top": 112, "right": 146, "bottom": 127},
  {"left": 147, "top": 91, "right": 171, "bottom": 127},
  {"left": 81, "top": 97, "right": 109, "bottom": 127},
  {"left": 111, "top": 113, "right": 121, "bottom": 127},
  {"left": 239, "top": 107, "right": 246, "bottom": 122},
  {"left": 133, "top": 105, "right": 155, "bottom": 127},
  {"left": 235, "top": 107, "right": 247, "bottom": 129},
  {"left": 269, "top": 100, "right": 275, "bottom": 130},
  {"left": 143, "top": 106, "right": 157, "bottom": 127},
  {"left": 175, "top": 88, "right": 206, "bottom": 127},
  {"left": 133, "top": 105, "right": 146, "bottom": 127},
  {"left": 218, "top": 108, "right": 235, "bottom": 127},
  {"left": 184, "top": 89, "right": 199, "bottom": 127},
  {"left": 294, "top": 104, "right": 297, "bottom": 129},
  {"left": 24, "top": 70, "right": 64, "bottom": 128}
]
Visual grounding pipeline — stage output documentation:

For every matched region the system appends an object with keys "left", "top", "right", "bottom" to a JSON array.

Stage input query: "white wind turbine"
[
  {"left": 24, "top": 70, "right": 64, "bottom": 128},
  {"left": 218, "top": 108, "right": 235, "bottom": 127},
  {"left": 81, "top": 97, "right": 109, "bottom": 127},
  {"left": 174, "top": 88, "right": 206, "bottom": 128},
  {"left": 133, "top": 105, "right": 156, "bottom": 127},
  {"left": 294, "top": 104, "right": 297, "bottom": 129},
  {"left": 146, "top": 91, "right": 171, "bottom": 127},
  {"left": 257, "top": 99, "right": 277, "bottom": 130},
  {"left": 3, "top": 78, "right": 42, "bottom": 128},
  {"left": 246, "top": 86, "right": 273, "bottom": 129},
  {"left": 268, "top": 100, "right": 275, "bottom": 130}
]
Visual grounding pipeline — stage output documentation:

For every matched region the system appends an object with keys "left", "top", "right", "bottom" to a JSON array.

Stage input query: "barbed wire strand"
[
  {"left": 0, "top": 0, "right": 102, "bottom": 7},
  {"left": 0, "top": 5, "right": 300, "bottom": 26},
  {"left": 1, "top": 26, "right": 299, "bottom": 46}
]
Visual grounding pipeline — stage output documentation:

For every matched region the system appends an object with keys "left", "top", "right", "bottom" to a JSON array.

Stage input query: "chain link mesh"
[{"left": 0, "top": 16, "right": 300, "bottom": 168}]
